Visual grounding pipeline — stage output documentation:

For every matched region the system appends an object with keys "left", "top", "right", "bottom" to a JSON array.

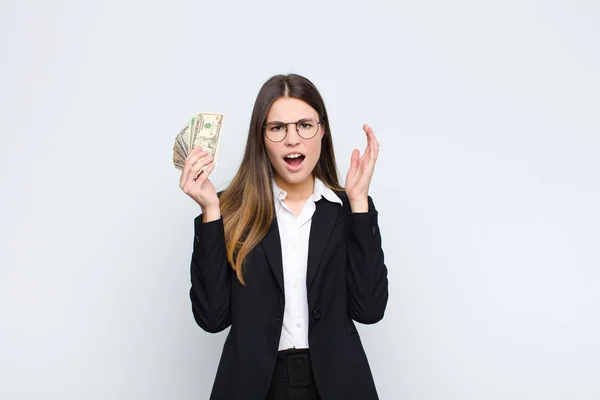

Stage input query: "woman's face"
[{"left": 264, "top": 97, "right": 324, "bottom": 187}]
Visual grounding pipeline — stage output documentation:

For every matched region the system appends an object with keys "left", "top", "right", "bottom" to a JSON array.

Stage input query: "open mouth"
[{"left": 283, "top": 153, "right": 305, "bottom": 168}]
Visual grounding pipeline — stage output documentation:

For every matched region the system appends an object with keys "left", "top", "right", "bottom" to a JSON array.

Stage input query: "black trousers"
[{"left": 266, "top": 348, "right": 321, "bottom": 400}]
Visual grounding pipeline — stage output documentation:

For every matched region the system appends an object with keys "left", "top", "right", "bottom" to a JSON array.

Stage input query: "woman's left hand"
[{"left": 345, "top": 124, "right": 380, "bottom": 212}]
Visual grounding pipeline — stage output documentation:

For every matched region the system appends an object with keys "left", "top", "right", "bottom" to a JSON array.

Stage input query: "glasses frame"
[{"left": 263, "top": 117, "right": 323, "bottom": 143}]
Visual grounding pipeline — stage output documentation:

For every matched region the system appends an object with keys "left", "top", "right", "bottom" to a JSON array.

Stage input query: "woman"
[{"left": 179, "top": 74, "right": 389, "bottom": 400}]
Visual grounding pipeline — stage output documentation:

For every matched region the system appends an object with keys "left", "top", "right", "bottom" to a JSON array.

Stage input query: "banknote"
[
  {"left": 175, "top": 125, "right": 188, "bottom": 157},
  {"left": 190, "top": 113, "right": 223, "bottom": 166},
  {"left": 173, "top": 142, "right": 185, "bottom": 170},
  {"left": 173, "top": 113, "right": 224, "bottom": 172},
  {"left": 187, "top": 116, "right": 197, "bottom": 155}
]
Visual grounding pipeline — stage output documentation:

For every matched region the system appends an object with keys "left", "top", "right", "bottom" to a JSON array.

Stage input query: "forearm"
[
  {"left": 346, "top": 196, "right": 389, "bottom": 324},
  {"left": 190, "top": 214, "right": 232, "bottom": 333}
]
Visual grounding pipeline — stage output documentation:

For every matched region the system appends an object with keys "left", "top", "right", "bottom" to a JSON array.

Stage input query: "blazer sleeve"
[
  {"left": 346, "top": 195, "right": 389, "bottom": 324},
  {"left": 189, "top": 215, "right": 232, "bottom": 333}
]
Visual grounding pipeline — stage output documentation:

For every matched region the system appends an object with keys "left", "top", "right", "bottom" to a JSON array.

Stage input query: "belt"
[{"left": 272, "top": 348, "right": 313, "bottom": 388}]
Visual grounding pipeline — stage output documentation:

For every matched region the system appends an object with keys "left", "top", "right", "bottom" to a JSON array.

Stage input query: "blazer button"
[
  {"left": 372, "top": 226, "right": 378, "bottom": 234},
  {"left": 195, "top": 235, "right": 200, "bottom": 243},
  {"left": 312, "top": 309, "right": 321, "bottom": 320}
]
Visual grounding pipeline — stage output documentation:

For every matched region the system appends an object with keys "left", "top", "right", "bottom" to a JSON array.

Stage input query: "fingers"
[
  {"left": 364, "top": 124, "right": 379, "bottom": 171},
  {"left": 362, "top": 124, "right": 370, "bottom": 156},
  {"left": 180, "top": 147, "right": 208, "bottom": 188},
  {"left": 350, "top": 149, "right": 360, "bottom": 171},
  {"left": 348, "top": 123, "right": 381, "bottom": 187},
  {"left": 195, "top": 162, "right": 215, "bottom": 185},
  {"left": 183, "top": 155, "right": 214, "bottom": 192},
  {"left": 188, "top": 161, "right": 215, "bottom": 196}
]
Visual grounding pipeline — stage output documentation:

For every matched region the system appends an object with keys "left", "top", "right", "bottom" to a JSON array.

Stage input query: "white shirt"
[{"left": 272, "top": 177, "right": 343, "bottom": 351}]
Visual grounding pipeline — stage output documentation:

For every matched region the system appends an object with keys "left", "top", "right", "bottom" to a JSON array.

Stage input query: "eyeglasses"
[{"left": 263, "top": 117, "right": 322, "bottom": 143}]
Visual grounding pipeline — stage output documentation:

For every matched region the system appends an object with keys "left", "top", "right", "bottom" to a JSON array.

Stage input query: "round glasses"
[{"left": 263, "top": 117, "right": 322, "bottom": 143}]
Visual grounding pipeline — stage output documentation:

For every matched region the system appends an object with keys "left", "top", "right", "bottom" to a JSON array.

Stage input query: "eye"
[
  {"left": 299, "top": 121, "right": 314, "bottom": 129},
  {"left": 269, "top": 124, "right": 284, "bottom": 131}
]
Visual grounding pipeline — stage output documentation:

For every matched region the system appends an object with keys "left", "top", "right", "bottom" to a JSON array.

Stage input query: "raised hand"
[
  {"left": 179, "top": 147, "right": 219, "bottom": 215},
  {"left": 345, "top": 124, "right": 380, "bottom": 213}
]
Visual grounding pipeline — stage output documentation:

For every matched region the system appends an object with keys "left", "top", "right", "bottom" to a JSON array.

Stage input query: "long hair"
[{"left": 220, "top": 73, "right": 343, "bottom": 285}]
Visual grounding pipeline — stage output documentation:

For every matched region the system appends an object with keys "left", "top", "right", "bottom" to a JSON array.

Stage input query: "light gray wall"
[{"left": 1, "top": 0, "right": 599, "bottom": 399}]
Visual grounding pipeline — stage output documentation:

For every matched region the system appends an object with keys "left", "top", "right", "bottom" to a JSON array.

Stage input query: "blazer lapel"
[
  {"left": 261, "top": 218, "right": 284, "bottom": 294},
  {"left": 306, "top": 199, "right": 342, "bottom": 291}
]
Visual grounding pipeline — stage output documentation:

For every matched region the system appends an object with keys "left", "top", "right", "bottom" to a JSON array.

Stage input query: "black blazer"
[{"left": 189, "top": 190, "right": 389, "bottom": 399}]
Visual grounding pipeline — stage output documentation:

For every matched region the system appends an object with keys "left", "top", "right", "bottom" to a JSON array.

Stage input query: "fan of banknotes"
[{"left": 173, "top": 112, "right": 224, "bottom": 171}]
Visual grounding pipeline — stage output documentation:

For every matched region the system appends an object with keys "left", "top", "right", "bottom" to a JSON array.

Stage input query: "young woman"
[{"left": 179, "top": 74, "right": 389, "bottom": 400}]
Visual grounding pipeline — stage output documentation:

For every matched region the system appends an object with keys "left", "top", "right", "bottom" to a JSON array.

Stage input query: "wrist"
[
  {"left": 201, "top": 203, "right": 221, "bottom": 222},
  {"left": 349, "top": 197, "right": 369, "bottom": 213}
]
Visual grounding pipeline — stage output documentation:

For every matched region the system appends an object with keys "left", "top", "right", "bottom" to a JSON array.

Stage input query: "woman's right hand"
[{"left": 179, "top": 147, "right": 219, "bottom": 212}]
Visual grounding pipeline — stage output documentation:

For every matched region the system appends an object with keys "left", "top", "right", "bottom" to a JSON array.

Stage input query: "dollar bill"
[
  {"left": 173, "top": 141, "right": 185, "bottom": 170},
  {"left": 172, "top": 112, "right": 224, "bottom": 171},
  {"left": 190, "top": 113, "right": 223, "bottom": 165},
  {"left": 175, "top": 125, "right": 188, "bottom": 156},
  {"left": 187, "top": 116, "right": 198, "bottom": 154}
]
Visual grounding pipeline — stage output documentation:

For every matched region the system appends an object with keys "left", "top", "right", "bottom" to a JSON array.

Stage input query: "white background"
[{"left": 1, "top": 0, "right": 599, "bottom": 399}]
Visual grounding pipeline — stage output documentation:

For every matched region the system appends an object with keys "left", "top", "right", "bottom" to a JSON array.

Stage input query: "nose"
[{"left": 283, "top": 123, "right": 301, "bottom": 146}]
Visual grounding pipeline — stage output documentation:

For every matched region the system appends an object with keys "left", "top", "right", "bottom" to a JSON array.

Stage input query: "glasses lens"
[
  {"left": 297, "top": 118, "right": 319, "bottom": 139},
  {"left": 265, "top": 122, "right": 286, "bottom": 142}
]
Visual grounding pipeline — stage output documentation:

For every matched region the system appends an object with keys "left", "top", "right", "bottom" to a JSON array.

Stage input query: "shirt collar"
[
  {"left": 272, "top": 179, "right": 287, "bottom": 203},
  {"left": 312, "top": 177, "right": 343, "bottom": 206},
  {"left": 272, "top": 177, "right": 343, "bottom": 206}
]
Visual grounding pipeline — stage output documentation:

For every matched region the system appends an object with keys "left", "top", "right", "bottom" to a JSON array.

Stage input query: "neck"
[{"left": 275, "top": 174, "right": 315, "bottom": 201}]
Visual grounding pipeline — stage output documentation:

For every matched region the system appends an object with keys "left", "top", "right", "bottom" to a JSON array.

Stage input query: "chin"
[
  {"left": 279, "top": 172, "right": 309, "bottom": 185},
  {"left": 274, "top": 165, "right": 314, "bottom": 186}
]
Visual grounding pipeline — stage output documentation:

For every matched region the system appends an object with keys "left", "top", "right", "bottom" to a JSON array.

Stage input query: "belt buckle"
[{"left": 287, "top": 353, "right": 311, "bottom": 388}]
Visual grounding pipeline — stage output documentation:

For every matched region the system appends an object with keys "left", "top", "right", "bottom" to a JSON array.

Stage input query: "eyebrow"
[{"left": 266, "top": 117, "right": 316, "bottom": 124}]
